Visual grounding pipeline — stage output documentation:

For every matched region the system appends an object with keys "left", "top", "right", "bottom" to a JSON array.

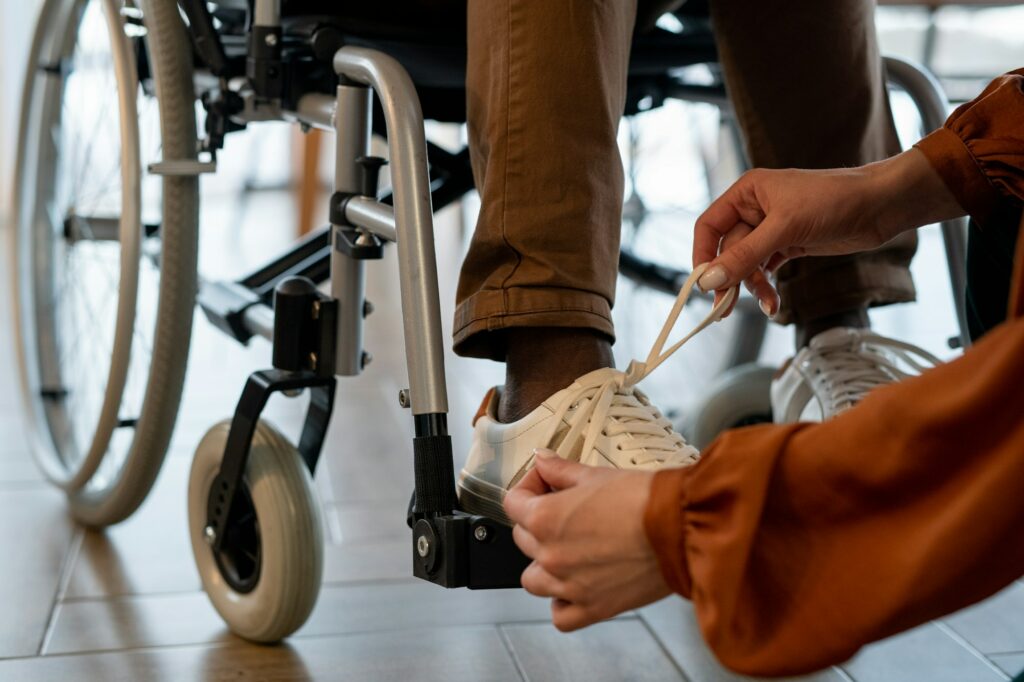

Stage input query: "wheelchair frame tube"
[
  {"left": 331, "top": 84, "right": 372, "bottom": 376},
  {"left": 333, "top": 47, "right": 449, "bottom": 416},
  {"left": 290, "top": 93, "right": 335, "bottom": 131},
  {"left": 252, "top": 0, "right": 281, "bottom": 27},
  {"left": 344, "top": 196, "right": 398, "bottom": 242},
  {"left": 882, "top": 56, "right": 971, "bottom": 350}
]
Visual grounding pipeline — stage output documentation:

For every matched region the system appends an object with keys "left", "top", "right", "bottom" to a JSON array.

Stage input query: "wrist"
[{"left": 866, "top": 149, "right": 965, "bottom": 239}]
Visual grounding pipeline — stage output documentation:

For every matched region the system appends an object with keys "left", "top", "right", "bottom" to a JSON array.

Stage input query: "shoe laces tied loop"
[{"left": 543, "top": 263, "right": 738, "bottom": 467}]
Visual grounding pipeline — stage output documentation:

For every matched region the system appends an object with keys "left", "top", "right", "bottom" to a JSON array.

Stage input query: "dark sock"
[{"left": 497, "top": 328, "right": 614, "bottom": 423}]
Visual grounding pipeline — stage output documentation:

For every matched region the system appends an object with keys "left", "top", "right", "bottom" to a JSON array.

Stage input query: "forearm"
[
  {"left": 866, "top": 148, "right": 965, "bottom": 239},
  {"left": 646, "top": 316, "right": 1024, "bottom": 676}
]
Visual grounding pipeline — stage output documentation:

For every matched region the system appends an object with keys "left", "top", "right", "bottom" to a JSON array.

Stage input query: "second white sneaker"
[{"left": 771, "top": 327, "right": 942, "bottom": 423}]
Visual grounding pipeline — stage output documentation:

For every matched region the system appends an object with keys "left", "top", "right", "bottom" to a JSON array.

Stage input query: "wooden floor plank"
[
  {"left": 501, "top": 619, "right": 686, "bottom": 682},
  {"left": 45, "top": 580, "right": 551, "bottom": 655},
  {"left": 0, "top": 487, "right": 77, "bottom": 658},
  {"left": 2, "top": 627, "right": 522, "bottom": 682}
]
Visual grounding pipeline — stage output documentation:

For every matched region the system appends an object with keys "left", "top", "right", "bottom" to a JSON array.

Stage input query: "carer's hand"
[
  {"left": 692, "top": 149, "right": 962, "bottom": 316},
  {"left": 504, "top": 450, "right": 671, "bottom": 632}
]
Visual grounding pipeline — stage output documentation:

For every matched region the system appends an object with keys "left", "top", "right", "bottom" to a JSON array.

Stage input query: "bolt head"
[
  {"left": 473, "top": 525, "right": 489, "bottom": 542},
  {"left": 416, "top": 534, "right": 431, "bottom": 558},
  {"left": 398, "top": 389, "right": 410, "bottom": 408},
  {"left": 203, "top": 525, "right": 217, "bottom": 546},
  {"left": 264, "top": 32, "right": 278, "bottom": 46}
]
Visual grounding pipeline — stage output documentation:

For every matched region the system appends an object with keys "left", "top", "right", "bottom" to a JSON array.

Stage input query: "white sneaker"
[
  {"left": 458, "top": 265, "right": 736, "bottom": 525},
  {"left": 771, "top": 327, "right": 942, "bottom": 423}
]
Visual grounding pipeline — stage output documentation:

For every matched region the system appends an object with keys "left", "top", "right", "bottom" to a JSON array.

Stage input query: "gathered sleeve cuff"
[{"left": 914, "top": 69, "right": 1024, "bottom": 228}]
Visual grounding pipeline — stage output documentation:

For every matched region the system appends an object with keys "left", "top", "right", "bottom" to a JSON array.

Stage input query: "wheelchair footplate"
[
  {"left": 213, "top": 276, "right": 529, "bottom": 592},
  {"left": 411, "top": 512, "right": 530, "bottom": 589}
]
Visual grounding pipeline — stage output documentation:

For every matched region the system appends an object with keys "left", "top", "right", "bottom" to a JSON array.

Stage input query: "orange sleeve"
[
  {"left": 644, "top": 314, "right": 1024, "bottom": 677},
  {"left": 914, "top": 68, "right": 1024, "bottom": 228}
]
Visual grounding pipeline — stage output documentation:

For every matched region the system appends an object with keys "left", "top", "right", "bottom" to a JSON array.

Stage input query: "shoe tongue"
[
  {"left": 809, "top": 327, "right": 862, "bottom": 352},
  {"left": 540, "top": 367, "right": 624, "bottom": 413}
]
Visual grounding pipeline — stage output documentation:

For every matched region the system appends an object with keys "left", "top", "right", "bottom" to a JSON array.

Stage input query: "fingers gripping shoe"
[
  {"left": 771, "top": 327, "right": 942, "bottom": 423},
  {"left": 458, "top": 265, "right": 737, "bottom": 525}
]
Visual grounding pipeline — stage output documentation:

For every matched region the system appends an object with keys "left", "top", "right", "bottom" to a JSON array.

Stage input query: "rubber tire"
[
  {"left": 189, "top": 420, "right": 324, "bottom": 643},
  {"left": 67, "top": 0, "right": 199, "bottom": 525},
  {"left": 687, "top": 363, "right": 775, "bottom": 450}
]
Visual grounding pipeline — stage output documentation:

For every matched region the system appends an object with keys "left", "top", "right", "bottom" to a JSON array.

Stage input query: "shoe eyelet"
[{"left": 629, "top": 458, "right": 637, "bottom": 465}]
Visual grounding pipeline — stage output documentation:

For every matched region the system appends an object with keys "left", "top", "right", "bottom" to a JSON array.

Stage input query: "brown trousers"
[{"left": 454, "top": 0, "right": 915, "bottom": 361}]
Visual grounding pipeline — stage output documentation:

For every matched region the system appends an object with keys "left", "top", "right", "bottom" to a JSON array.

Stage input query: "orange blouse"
[{"left": 644, "top": 69, "right": 1024, "bottom": 676}]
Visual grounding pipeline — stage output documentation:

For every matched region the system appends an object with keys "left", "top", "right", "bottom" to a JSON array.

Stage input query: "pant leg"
[
  {"left": 454, "top": 0, "right": 638, "bottom": 361},
  {"left": 710, "top": 0, "right": 917, "bottom": 325}
]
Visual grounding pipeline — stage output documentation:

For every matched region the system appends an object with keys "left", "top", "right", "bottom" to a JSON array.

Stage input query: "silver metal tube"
[
  {"left": 252, "top": 0, "right": 280, "bottom": 27},
  {"left": 331, "top": 83, "right": 372, "bottom": 376},
  {"left": 334, "top": 47, "right": 449, "bottom": 415},
  {"left": 345, "top": 196, "right": 397, "bottom": 242},
  {"left": 285, "top": 93, "right": 336, "bottom": 131},
  {"left": 883, "top": 55, "right": 971, "bottom": 349},
  {"left": 242, "top": 304, "right": 275, "bottom": 342}
]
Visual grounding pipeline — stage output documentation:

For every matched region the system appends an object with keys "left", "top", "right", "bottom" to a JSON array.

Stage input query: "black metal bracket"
[
  {"left": 327, "top": 155, "right": 388, "bottom": 261},
  {"left": 333, "top": 224, "right": 384, "bottom": 260},
  {"left": 206, "top": 369, "right": 336, "bottom": 555},
  {"left": 271, "top": 277, "right": 338, "bottom": 376},
  {"left": 412, "top": 513, "right": 530, "bottom": 589},
  {"left": 406, "top": 413, "right": 530, "bottom": 590},
  {"left": 247, "top": 25, "right": 284, "bottom": 100},
  {"left": 205, "top": 276, "right": 338, "bottom": 553}
]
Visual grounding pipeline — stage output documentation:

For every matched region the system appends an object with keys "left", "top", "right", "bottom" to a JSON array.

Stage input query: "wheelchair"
[{"left": 9, "top": 0, "right": 970, "bottom": 642}]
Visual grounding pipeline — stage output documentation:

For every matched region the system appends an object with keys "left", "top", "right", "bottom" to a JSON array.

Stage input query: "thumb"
[
  {"left": 533, "top": 450, "right": 588, "bottom": 491},
  {"left": 698, "top": 218, "right": 783, "bottom": 292}
]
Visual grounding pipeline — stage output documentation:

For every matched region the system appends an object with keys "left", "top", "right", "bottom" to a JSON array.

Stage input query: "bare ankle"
[{"left": 497, "top": 327, "right": 614, "bottom": 423}]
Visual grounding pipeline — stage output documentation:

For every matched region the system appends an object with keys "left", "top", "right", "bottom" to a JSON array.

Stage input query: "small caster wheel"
[
  {"left": 687, "top": 363, "right": 776, "bottom": 450},
  {"left": 188, "top": 420, "right": 323, "bottom": 643}
]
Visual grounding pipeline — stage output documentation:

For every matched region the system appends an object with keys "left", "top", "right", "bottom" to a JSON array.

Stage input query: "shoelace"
[
  {"left": 536, "top": 263, "right": 737, "bottom": 469},
  {"left": 808, "top": 333, "right": 941, "bottom": 414}
]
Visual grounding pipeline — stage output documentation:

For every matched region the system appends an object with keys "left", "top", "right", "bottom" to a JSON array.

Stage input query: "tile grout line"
[
  {"left": 36, "top": 525, "right": 85, "bottom": 657},
  {"left": 934, "top": 621, "right": 1013, "bottom": 680},
  {"left": 59, "top": 575, "right": 422, "bottom": 604},
  {"left": 832, "top": 664, "right": 857, "bottom": 682},
  {"left": 26, "top": 622, "right": 547, "bottom": 663},
  {"left": 635, "top": 611, "right": 694, "bottom": 682},
  {"left": 495, "top": 623, "right": 530, "bottom": 682}
]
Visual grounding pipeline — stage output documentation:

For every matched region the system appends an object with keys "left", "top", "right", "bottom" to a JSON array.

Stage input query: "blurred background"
[{"left": 1, "top": 3, "right": 1024, "bottom": 680}]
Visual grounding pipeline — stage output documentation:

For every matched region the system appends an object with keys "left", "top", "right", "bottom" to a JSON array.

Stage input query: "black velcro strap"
[{"left": 412, "top": 434, "right": 457, "bottom": 515}]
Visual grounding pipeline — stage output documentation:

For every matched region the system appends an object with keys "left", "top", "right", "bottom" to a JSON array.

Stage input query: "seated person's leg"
[
  {"left": 454, "top": 0, "right": 637, "bottom": 422},
  {"left": 711, "top": 0, "right": 922, "bottom": 420},
  {"left": 454, "top": 0, "right": 700, "bottom": 520}
]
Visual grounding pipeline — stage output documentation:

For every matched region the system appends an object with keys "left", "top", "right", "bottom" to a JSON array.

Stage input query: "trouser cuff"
[{"left": 453, "top": 286, "right": 615, "bottom": 361}]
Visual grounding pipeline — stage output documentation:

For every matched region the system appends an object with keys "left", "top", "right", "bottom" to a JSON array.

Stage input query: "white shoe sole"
[{"left": 457, "top": 471, "right": 511, "bottom": 526}]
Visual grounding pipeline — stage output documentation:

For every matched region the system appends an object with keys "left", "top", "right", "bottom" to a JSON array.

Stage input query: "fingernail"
[
  {"left": 697, "top": 265, "right": 727, "bottom": 292},
  {"left": 759, "top": 298, "right": 775, "bottom": 319},
  {"left": 533, "top": 448, "right": 556, "bottom": 459}
]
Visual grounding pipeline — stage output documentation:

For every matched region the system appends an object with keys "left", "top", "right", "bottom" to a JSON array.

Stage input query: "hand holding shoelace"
[
  {"left": 692, "top": 148, "right": 964, "bottom": 317},
  {"left": 528, "top": 263, "right": 736, "bottom": 472},
  {"left": 504, "top": 450, "right": 670, "bottom": 632},
  {"left": 505, "top": 265, "right": 737, "bottom": 630}
]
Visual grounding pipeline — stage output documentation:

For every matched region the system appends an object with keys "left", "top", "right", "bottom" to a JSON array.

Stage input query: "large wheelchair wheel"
[
  {"left": 188, "top": 420, "right": 324, "bottom": 643},
  {"left": 10, "top": 0, "right": 199, "bottom": 525}
]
